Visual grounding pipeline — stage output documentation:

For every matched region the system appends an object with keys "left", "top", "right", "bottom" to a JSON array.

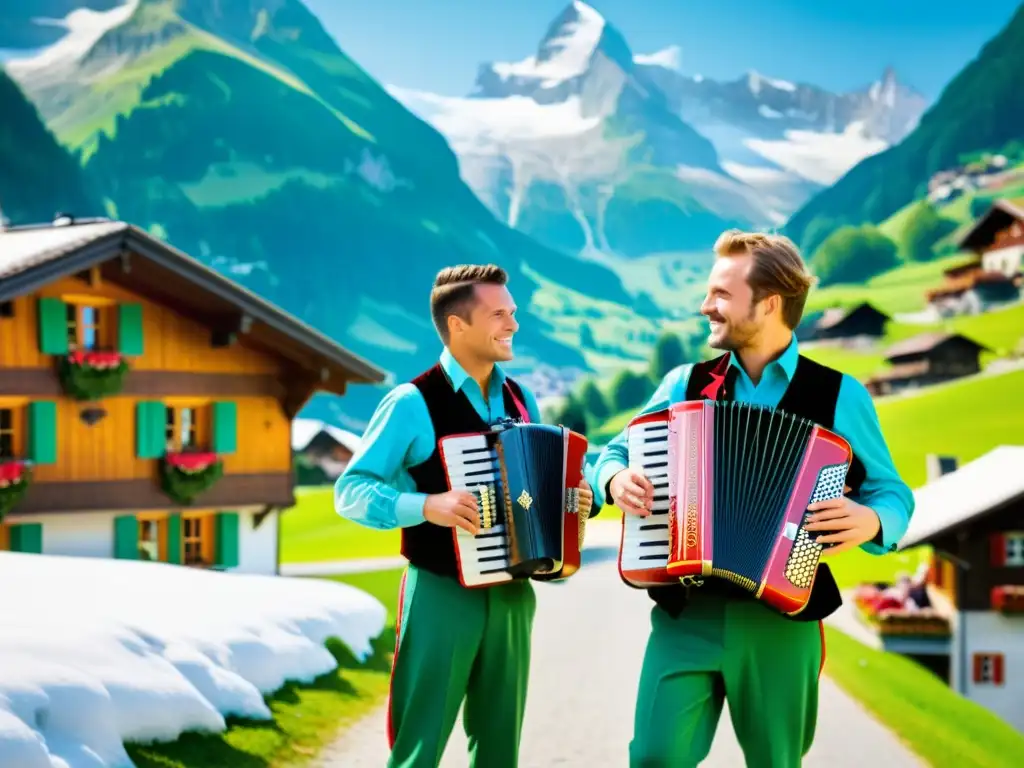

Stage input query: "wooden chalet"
[
  {"left": 864, "top": 332, "right": 988, "bottom": 396},
  {"left": 927, "top": 198, "right": 1024, "bottom": 317},
  {"left": 897, "top": 446, "right": 1024, "bottom": 733},
  {"left": 0, "top": 217, "right": 386, "bottom": 573},
  {"left": 291, "top": 418, "right": 362, "bottom": 484},
  {"left": 798, "top": 302, "right": 890, "bottom": 343}
]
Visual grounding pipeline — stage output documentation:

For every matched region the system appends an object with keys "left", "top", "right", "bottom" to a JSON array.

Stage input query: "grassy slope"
[
  {"left": 281, "top": 487, "right": 400, "bottom": 563},
  {"left": 823, "top": 626, "right": 1024, "bottom": 767},
  {"left": 126, "top": 568, "right": 403, "bottom": 768}
]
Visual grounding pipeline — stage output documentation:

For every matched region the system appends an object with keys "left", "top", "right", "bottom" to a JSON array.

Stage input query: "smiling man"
[
  {"left": 335, "top": 264, "right": 595, "bottom": 768},
  {"left": 594, "top": 230, "right": 914, "bottom": 767}
]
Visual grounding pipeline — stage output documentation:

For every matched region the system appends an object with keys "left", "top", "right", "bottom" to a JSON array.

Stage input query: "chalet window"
[
  {"left": 65, "top": 302, "right": 108, "bottom": 351},
  {"left": 0, "top": 408, "right": 15, "bottom": 459},
  {"left": 0, "top": 300, "right": 13, "bottom": 318},
  {"left": 973, "top": 653, "right": 1005, "bottom": 685},
  {"left": 166, "top": 406, "right": 203, "bottom": 451},
  {"left": 138, "top": 518, "right": 165, "bottom": 561},
  {"left": 183, "top": 514, "right": 214, "bottom": 566},
  {"left": 136, "top": 400, "right": 236, "bottom": 458},
  {"left": 1005, "top": 534, "right": 1024, "bottom": 567}
]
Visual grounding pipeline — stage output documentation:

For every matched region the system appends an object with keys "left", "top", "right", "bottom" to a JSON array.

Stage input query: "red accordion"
[{"left": 618, "top": 400, "right": 852, "bottom": 615}]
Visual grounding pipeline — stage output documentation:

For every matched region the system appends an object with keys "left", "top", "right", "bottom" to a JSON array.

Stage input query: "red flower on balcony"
[
  {"left": 58, "top": 350, "right": 130, "bottom": 401},
  {"left": 0, "top": 459, "right": 31, "bottom": 522},
  {"left": 165, "top": 451, "right": 219, "bottom": 474},
  {"left": 68, "top": 350, "right": 125, "bottom": 369},
  {"left": 0, "top": 459, "right": 27, "bottom": 487},
  {"left": 992, "top": 586, "right": 1024, "bottom": 613}
]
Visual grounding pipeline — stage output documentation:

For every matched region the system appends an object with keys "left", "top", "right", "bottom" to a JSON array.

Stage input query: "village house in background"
[
  {"left": 890, "top": 446, "right": 1024, "bottom": 735},
  {"left": 291, "top": 418, "right": 362, "bottom": 485},
  {"left": 0, "top": 217, "right": 386, "bottom": 573},
  {"left": 926, "top": 198, "right": 1024, "bottom": 318},
  {"left": 927, "top": 154, "right": 1009, "bottom": 205},
  {"left": 797, "top": 302, "right": 890, "bottom": 345},
  {"left": 863, "top": 331, "right": 988, "bottom": 396}
]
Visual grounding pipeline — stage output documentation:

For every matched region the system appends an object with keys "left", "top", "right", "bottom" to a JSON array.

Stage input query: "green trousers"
[
  {"left": 386, "top": 565, "right": 537, "bottom": 768},
  {"left": 630, "top": 591, "right": 825, "bottom": 768}
]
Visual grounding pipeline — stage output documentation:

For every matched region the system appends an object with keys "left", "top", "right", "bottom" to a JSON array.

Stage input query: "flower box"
[
  {"left": 992, "top": 586, "right": 1024, "bottom": 613},
  {"left": 58, "top": 350, "right": 129, "bottom": 401},
  {"left": 0, "top": 460, "right": 31, "bottom": 522},
  {"left": 160, "top": 451, "right": 224, "bottom": 505}
]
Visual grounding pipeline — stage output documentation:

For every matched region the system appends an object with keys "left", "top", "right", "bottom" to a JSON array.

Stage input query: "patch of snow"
[
  {"left": 633, "top": 45, "right": 682, "bottom": 72},
  {"left": 758, "top": 104, "right": 782, "bottom": 119},
  {"left": 0, "top": 552, "right": 387, "bottom": 767},
  {"left": 743, "top": 120, "right": 888, "bottom": 186},
  {"left": 490, "top": 1, "right": 606, "bottom": 87},
  {"left": 387, "top": 86, "right": 603, "bottom": 150},
  {"left": 5, "top": 0, "right": 139, "bottom": 75},
  {"left": 720, "top": 161, "right": 791, "bottom": 184}
]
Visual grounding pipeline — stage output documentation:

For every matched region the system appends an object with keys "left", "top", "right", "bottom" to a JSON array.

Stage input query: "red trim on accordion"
[
  {"left": 386, "top": 569, "right": 409, "bottom": 749},
  {"left": 818, "top": 621, "right": 826, "bottom": 679}
]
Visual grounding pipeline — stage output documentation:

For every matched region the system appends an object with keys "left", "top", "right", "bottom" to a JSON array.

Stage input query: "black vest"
[
  {"left": 402, "top": 364, "right": 530, "bottom": 579},
  {"left": 644, "top": 352, "right": 868, "bottom": 622}
]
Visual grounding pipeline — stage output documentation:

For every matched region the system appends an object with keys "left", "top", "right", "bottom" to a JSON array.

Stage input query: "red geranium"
[
  {"left": 166, "top": 451, "right": 218, "bottom": 473},
  {"left": 0, "top": 460, "right": 27, "bottom": 487},
  {"left": 68, "top": 350, "right": 124, "bottom": 369}
]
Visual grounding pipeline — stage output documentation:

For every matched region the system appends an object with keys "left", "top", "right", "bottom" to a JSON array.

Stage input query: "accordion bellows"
[
  {"left": 619, "top": 400, "right": 852, "bottom": 616},
  {"left": 440, "top": 422, "right": 588, "bottom": 588}
]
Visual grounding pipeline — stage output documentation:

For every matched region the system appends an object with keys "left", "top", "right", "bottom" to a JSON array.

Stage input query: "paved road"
[{"left": 317, "top": 538, "right": 923, "bottom": 767}]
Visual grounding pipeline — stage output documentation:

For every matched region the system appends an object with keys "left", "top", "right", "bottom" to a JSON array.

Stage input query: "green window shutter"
[
  {"left": 37, "top": 297, "right": 68, "bottom": 355},
  {"left": 117, "top": 303, "right": 144, "bottom": 356},
  {"left": 214, "top": 511, "right": 240, "bottom": 568},
  {"left": 136, "top": 401, "right": 167, "bottom": 458},
  {"left": 212, "top": 401, "right": 237, "bottom": 454},
  {"left": 113, "top": 515, "right": 138, "bottom": 559},
  {"left": 27, "top": 401, "right": 58, "bottom": 464},
  {"left": 166, "top": 513, "right": 182, "bottom": 565},
  {"left": 10, "top": 523, "right": 43, "bottom": 554}
]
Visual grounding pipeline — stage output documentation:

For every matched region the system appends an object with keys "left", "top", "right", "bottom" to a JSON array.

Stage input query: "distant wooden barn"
[
  {"left": 928, "top": 198, "right": 1024, "bottom": 317},
  {"left": 864, "top": 332, "right": 988, "bottom": 396},
  {"left": 897, "top": 446, "right": 1024, "bottom": 734},
  {"left": 798, "top": 302, "right": 890, "bottom": 343},
  {"left": 291, "top": 418, "right": 362, "bottom": 484}
]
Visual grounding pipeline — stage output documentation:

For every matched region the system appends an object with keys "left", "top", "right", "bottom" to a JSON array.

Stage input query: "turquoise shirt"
[
  {"left": 592, "top": 336, "right": 914, "bottom": 556},
  {"left": 336, "top": 348, "right": 604, "bottom": 529}
]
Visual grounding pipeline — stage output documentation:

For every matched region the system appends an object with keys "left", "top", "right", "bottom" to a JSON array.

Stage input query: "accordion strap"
[{"left": 503, "top": 380, "right": 531, "bottom": 423}]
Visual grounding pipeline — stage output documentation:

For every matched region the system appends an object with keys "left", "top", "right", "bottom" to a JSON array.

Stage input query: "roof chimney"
[{"left": 925, "top": 453, "right": 958, "bottom": 482}]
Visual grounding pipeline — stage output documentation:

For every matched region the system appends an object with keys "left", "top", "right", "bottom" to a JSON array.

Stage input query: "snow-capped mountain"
[
  {"left": 390, "top": 1, "right": 771, "bottom": 260},
  {"left": 638, "top": 56, "right": 928, "bottom": 205},
  {"left": 389, "top": 2, "right": 930, "bottom": 258}
]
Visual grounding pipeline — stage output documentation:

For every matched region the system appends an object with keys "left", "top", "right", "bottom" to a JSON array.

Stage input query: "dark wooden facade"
[
  {"left": 805, "top": 302, "right": 890, "bottom": 341},
  {"left": 928, "top": 495, "right": 1024, "bottom": 613},
  {"left": 865, "top": 333, "right": 988, "bottom": 396}
]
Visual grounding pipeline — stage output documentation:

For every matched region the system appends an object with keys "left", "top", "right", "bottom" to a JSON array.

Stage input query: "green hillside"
[
  {"left": 0, "top": 66, "right": 100, "bottom": 225},
  {"left": 784, "top": 3, "right": 1024, "bottom": 253},
  {"left": 6, "top": 0, "right": 652, "bottom": 423}
]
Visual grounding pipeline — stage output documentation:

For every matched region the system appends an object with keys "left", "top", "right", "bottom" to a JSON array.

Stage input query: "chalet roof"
[
  {"left": 0, "top": 218, "right": 387, "bottom": 388},
  {"left": 815, "top": 302, "right": 889, "bottom": 331},
  {"left": 884, "top": 331, "right": 988, "bottom": 360},
  {"left": 291, "top": 418, "right": 362, "bottom": 453},
  {"left": 958, "top": 197, "right": 1024, "bottom": 252},
  {"left": 899, "top": 446, "right": 1024, "bottom": 549}
]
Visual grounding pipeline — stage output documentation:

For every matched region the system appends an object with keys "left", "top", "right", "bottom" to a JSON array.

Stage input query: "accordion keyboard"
[
  {"left": 621, "top": 419, "right": 672, "bottom": 573},
  {"left": 440, "top": 434, "right": 513, "bottom": 586}
]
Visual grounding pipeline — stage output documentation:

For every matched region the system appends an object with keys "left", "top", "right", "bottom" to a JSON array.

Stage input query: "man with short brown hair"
[
  {"left": 595, "top": 229, "right": 913, "bottom": 767},
  {"left": 337, "top": 263, "right": 596, "bottom": 768}
]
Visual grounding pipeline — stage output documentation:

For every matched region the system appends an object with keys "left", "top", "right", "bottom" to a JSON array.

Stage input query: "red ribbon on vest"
[{"left": 699, "top": 356, "right": 731, "bottom": 401}]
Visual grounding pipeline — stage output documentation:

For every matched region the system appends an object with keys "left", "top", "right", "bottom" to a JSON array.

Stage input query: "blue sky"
[{"left": 306, "top": 0, "right": 1021, "bottom": 100}]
